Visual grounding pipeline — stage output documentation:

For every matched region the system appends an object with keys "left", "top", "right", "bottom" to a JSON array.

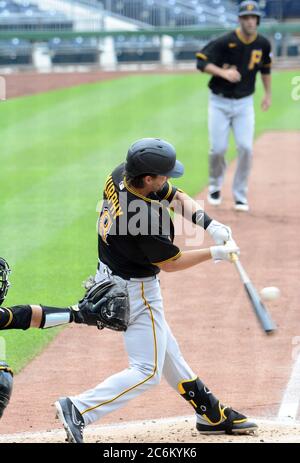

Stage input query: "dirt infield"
[
  {"left": 1, "top": 130, "right": 300, "bottom": 443},
  {"left": 3, "top": 69, "right": 194, "bottom": 99},
  {"left": 4, "top": 71, "right": 129, "bottom": 99},
  {"left": 1, "top": 418, "right": 300, "bottom": 444}
]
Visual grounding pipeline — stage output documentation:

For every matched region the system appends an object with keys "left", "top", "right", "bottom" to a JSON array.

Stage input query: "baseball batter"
[
  {"left": 196, "top": 0, "right": 272, "bottom": 211},
  {"left": 56, "top": 138, "right": 258, "bottom": 442},
  {"left": 0, "top": 139, "right": 258, "bottom": 442}
]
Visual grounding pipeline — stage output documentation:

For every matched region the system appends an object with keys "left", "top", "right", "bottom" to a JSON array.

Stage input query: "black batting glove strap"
[{"left": 192, "top": 210, "right": 213, "bottom": 230}]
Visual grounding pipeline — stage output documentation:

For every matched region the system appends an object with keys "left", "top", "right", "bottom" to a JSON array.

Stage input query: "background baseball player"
[
  {"left": 0, "top": 139, "right": 258, "bottom": 442},
  {"left": 196, "top": 0, "right": 272, "bottom": 212}
]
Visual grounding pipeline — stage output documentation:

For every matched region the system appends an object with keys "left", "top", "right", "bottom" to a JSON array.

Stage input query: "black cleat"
[
  {"left": 207, "top": 191, "right": 222, "bottom": 206},
  {"left": 55, "top": 397, "right": 85, "bottom": 443},
  {"left": 234, "top": 201, "right": 249, "bottom": 212},
  {"left": 196, "top": 403, "right": 258, "bottom": 435}
]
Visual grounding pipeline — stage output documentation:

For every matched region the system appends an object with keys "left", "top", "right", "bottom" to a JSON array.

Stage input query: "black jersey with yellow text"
[
  {"left": 196, "top": 29, "right": 272, "bottom": 99},
  {"left": 97, "top": 163, "right": 181, "bottom": 279}
]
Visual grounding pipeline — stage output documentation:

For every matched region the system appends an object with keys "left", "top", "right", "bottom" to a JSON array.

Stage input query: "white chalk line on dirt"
[
  {"left": 277, "top": 352, "right": 300, "bottom": 421},
  {"left": 0, "top": 415, "right": 299, "bottom": 443}
]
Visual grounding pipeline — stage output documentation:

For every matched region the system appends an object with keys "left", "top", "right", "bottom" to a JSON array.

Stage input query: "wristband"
[{"left": 192, "top": 210, "right": 212, "bottom": 230}]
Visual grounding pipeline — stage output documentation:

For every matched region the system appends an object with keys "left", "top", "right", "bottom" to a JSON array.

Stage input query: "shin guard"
[{"left": 178, "top": 377, "right": 219, "bottom": 415}]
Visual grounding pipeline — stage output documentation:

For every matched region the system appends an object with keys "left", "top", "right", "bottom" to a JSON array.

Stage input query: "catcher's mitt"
[
  {"left": 0, "top": 362, "right": 13, "bottom": 419},
  {"left": 74, "top": 276, "right": 130, "bottom": 332}
]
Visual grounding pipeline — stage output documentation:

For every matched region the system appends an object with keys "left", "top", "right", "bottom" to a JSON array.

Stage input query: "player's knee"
[
  {"left": 150, "top": 367, "right": 163, "bottom": 387},
  {"left": 149, "top": 371, "right": 161, "bottom": 387},
  {"left": 237, "top": 144, "right": 252, "bottom": 157},
  {"left": 134, "top": 363, "right": 162, "bottom": 387},
  {"left": 210, "top": 146, "right": 227, "bottom": 158}
]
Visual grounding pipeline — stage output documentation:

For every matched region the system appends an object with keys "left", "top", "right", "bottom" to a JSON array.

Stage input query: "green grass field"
[{"left": 0, "top": 70, "right": 299, "bottom": 373}]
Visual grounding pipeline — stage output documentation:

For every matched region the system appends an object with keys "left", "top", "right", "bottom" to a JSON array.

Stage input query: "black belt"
[
  {"left": 97, "top": 259, "right": 157, "bottom": 282},
  {"left": 212, "top": 91, "right": 252, "bottom": 100}
]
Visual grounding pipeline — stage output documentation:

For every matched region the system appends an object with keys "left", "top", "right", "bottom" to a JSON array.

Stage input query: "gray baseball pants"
[{"left": 208, "top": 92, "right": 255, "bottom": 204}]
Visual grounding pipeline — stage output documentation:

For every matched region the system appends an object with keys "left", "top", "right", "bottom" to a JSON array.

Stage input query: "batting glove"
[
  {"left": 210, "top": 240, "right": 240, "bottom": 262},
  {"left": 207, "top": 219, "right": 232, "bottom": 245}
]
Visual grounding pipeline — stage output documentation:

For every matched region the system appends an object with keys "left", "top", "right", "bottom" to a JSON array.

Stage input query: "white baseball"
[{"left": 260, "top": 287, "right": 281, "bottom": 301}]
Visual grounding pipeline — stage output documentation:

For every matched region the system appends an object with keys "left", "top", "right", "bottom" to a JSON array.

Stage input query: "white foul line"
[{"left": 277, "top": 352, "right": 300, "bottom": 421}]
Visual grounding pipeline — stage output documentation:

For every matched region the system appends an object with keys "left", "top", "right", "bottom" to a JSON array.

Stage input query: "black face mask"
[{"left": 0, "top": 258, "right": 10, "bottom": 305}]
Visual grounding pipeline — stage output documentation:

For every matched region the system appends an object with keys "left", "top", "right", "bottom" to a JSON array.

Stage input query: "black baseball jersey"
[
  {"left": 97, "top": 163, "right": 181, "bottom": 279},
  {"left": 196, "top": 29, "right": 272, "bottom": 99}
]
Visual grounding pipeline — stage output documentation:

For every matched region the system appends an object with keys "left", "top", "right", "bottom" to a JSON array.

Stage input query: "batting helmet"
[
  {"left": 125, "top": 138, "right": 184, "bottom": 178},
  {"left": 0, "top": 258, "right": 11, "bottom": 305},
  {"left": 0, "top": 362, "right": 13, "bottom": 419},
  {"left": 238, "top": 1, "right": 261, "bottom": 25}
]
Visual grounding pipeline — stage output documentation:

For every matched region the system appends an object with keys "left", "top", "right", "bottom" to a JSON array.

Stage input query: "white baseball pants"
[
  {"left": 71, "top": 262, "right": 195, "bottom": 425},
  {"left": 208, "top": 91, "right": 255, "bottom": 204}
]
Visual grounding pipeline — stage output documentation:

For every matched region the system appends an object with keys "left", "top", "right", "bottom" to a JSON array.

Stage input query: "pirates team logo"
[{"left": 248, "top": 49, "right": 262, "bottom": 70}]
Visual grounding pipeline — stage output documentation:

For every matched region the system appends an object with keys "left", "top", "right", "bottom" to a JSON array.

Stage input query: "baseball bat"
[{"left": 231, "top": 254, "right": 277, "bottom": 334}]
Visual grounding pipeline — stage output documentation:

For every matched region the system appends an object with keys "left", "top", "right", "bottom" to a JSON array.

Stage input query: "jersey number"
[
  {"left": 98, "top": 207, "right": 113, "bottom": 244},
  {"left": 248, "top": 50, "right": 262, "bottom": 70}
]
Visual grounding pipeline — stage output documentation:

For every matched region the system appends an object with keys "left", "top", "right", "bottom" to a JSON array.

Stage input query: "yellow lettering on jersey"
[
  {"left": 228, "top": 43, "right": 237, "bottom": 48},
  {"left": 248, "top": 49, "right": 262, "bottom": 70},
  {"left": 114, "top": 207, "right": 123, "bottom": 219},
  {"left": 104, "top": 176, "right": 124, "bottom": 220}
]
